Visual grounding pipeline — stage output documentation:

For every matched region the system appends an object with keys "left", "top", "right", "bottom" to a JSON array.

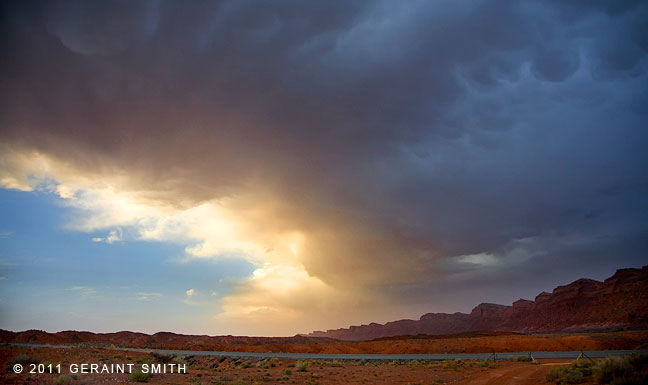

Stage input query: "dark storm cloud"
[{"left": 1, "top": 0, "right": 647, "bottom": 293}]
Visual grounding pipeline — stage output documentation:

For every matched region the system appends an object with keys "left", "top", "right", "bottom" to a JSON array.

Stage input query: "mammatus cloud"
[{"left": 1, "top": 0, "right": 647, "bottom": 334}]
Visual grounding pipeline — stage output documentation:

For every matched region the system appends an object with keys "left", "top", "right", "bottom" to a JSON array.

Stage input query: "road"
[
  {"left": 6, "top": 343, "right": 646, "bottom": 361},
  {"left": 116, "top": 347, "right": 647, "bottom": 360},
  {"left": 456, "top": 361, "right": 564, "bottom": 385}
]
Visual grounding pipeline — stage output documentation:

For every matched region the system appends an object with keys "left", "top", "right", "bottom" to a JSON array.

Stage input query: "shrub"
[
  {"left": 13, "top": 354, "right": 30, "bottom": 364},
  {"left": 173, "top": 355, "right": 186, "bottom": 364},
  {"left": 283, "top": 369, "right": 292, "bottom": 375},
  {"left": 129, "top": 371, "right": 151, "bottom": 383},
  {"left": 135, "top": 357, "right": 151, "bottom": 365},
  {"left": 480, "top": 360, "right": 494, "bottom": 368},
  {"left": 546, "top": 366, "right": 586, "bottom": 384},
  {"left": 547, "top": 354, "right": 648, "bottom": 385},
  {"left": 56, "top": 375, "right": 72, "bottom": 384},
  {"left": 295, "top": 360, "right": 308, "bottom": 372},
  {"left": 546, "top": 366, "right": 567, "bottom": 383},
  {"left": 443, "top": 359, "right": 464, "bottom": 370},
  {"left": 567, "top": 370, "right": 584, "bottom": 384},
  {"left": 151, "top": 352, "right": 173, "bottom": 364},
  {"left": 573, "top": 360, "right": 595, "bottom": 369},
  {"left": 593, "top": 354, "right": 648, "bottom": 385},
  {"left": 547, "top": 367, "right": 564, "bottom": 384}
]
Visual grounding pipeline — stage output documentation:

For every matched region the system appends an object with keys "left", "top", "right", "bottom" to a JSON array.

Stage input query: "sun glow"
[
  {"left": 0, "top": 146, "right": 370, "bottom": 335},
  {"left": 289, "top": 242, "right": 298, "bottom": 257}
]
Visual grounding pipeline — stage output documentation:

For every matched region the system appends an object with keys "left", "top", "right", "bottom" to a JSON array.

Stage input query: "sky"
[{"left": 0, "top": 0, "right": 647, "bottom": 337}]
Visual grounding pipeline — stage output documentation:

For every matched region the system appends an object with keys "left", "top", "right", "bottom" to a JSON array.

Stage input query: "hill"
[{"left": 305, "top": 266, "right": 648, "bottom": 340}]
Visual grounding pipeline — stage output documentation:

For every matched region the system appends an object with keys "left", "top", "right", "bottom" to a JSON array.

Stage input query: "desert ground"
[
  {"left": 3, "top": 330, "right": 647, "bottom": 385},
  {"left": 1, "top": 344, "right": 586, "bottom": 385},
  {"left": 5, "top": 330, "right": 646, "bottom": 354},
  {"left": 259, "top": 331, "right": 648, "bottom": 354}
]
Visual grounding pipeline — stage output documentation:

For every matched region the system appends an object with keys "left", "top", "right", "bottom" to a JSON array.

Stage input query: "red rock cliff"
[{"left": 306, "top": 266, "right": 648, "bottom": 340}]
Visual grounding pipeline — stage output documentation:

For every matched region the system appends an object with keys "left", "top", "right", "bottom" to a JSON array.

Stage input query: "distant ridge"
[
  {"left": 0, "top": 329, "right": 336, "bottom": 349},
  {"left": 304, "top": 266, "right": 648, "bottom": 340}
]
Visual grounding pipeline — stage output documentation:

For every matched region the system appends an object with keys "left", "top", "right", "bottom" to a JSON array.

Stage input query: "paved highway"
[
  {"left": 7, "top": 343, "right": 646, "bottom": 361},
  {"left": 116, "top": 348, "right": 647, "bottom": 360}
]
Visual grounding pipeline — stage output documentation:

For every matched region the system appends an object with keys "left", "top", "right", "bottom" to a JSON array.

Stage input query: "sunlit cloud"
[
  {"left": 91, "top": 229, "right": 123, "bottom": 244},
  {"left": 213, "top": 263, "right": 344, "bottom": 335},
  {"left": 0, "top": 148, "right": 366, "bottom": 331},
  {"left": 456, "top": 252, "right": 500, "bottom": 267}
]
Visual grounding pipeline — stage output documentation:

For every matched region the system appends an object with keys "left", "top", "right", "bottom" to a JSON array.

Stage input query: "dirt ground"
[
  {"left": 0, "top": 345, "right": 594, "bottom": 385},
  {"left": 288, "top": 330, "right": 648, "bottom": 354},
  {"left": 88, "top": 330, "right": 643, "bottom": 354},
  {"left": 3, "top": 330, "right": 647, "bottom": 355}
]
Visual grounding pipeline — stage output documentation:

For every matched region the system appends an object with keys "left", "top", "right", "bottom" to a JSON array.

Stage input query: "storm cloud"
[{"left": 1, "top": 0, "right": 647, "bottom": 333}]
